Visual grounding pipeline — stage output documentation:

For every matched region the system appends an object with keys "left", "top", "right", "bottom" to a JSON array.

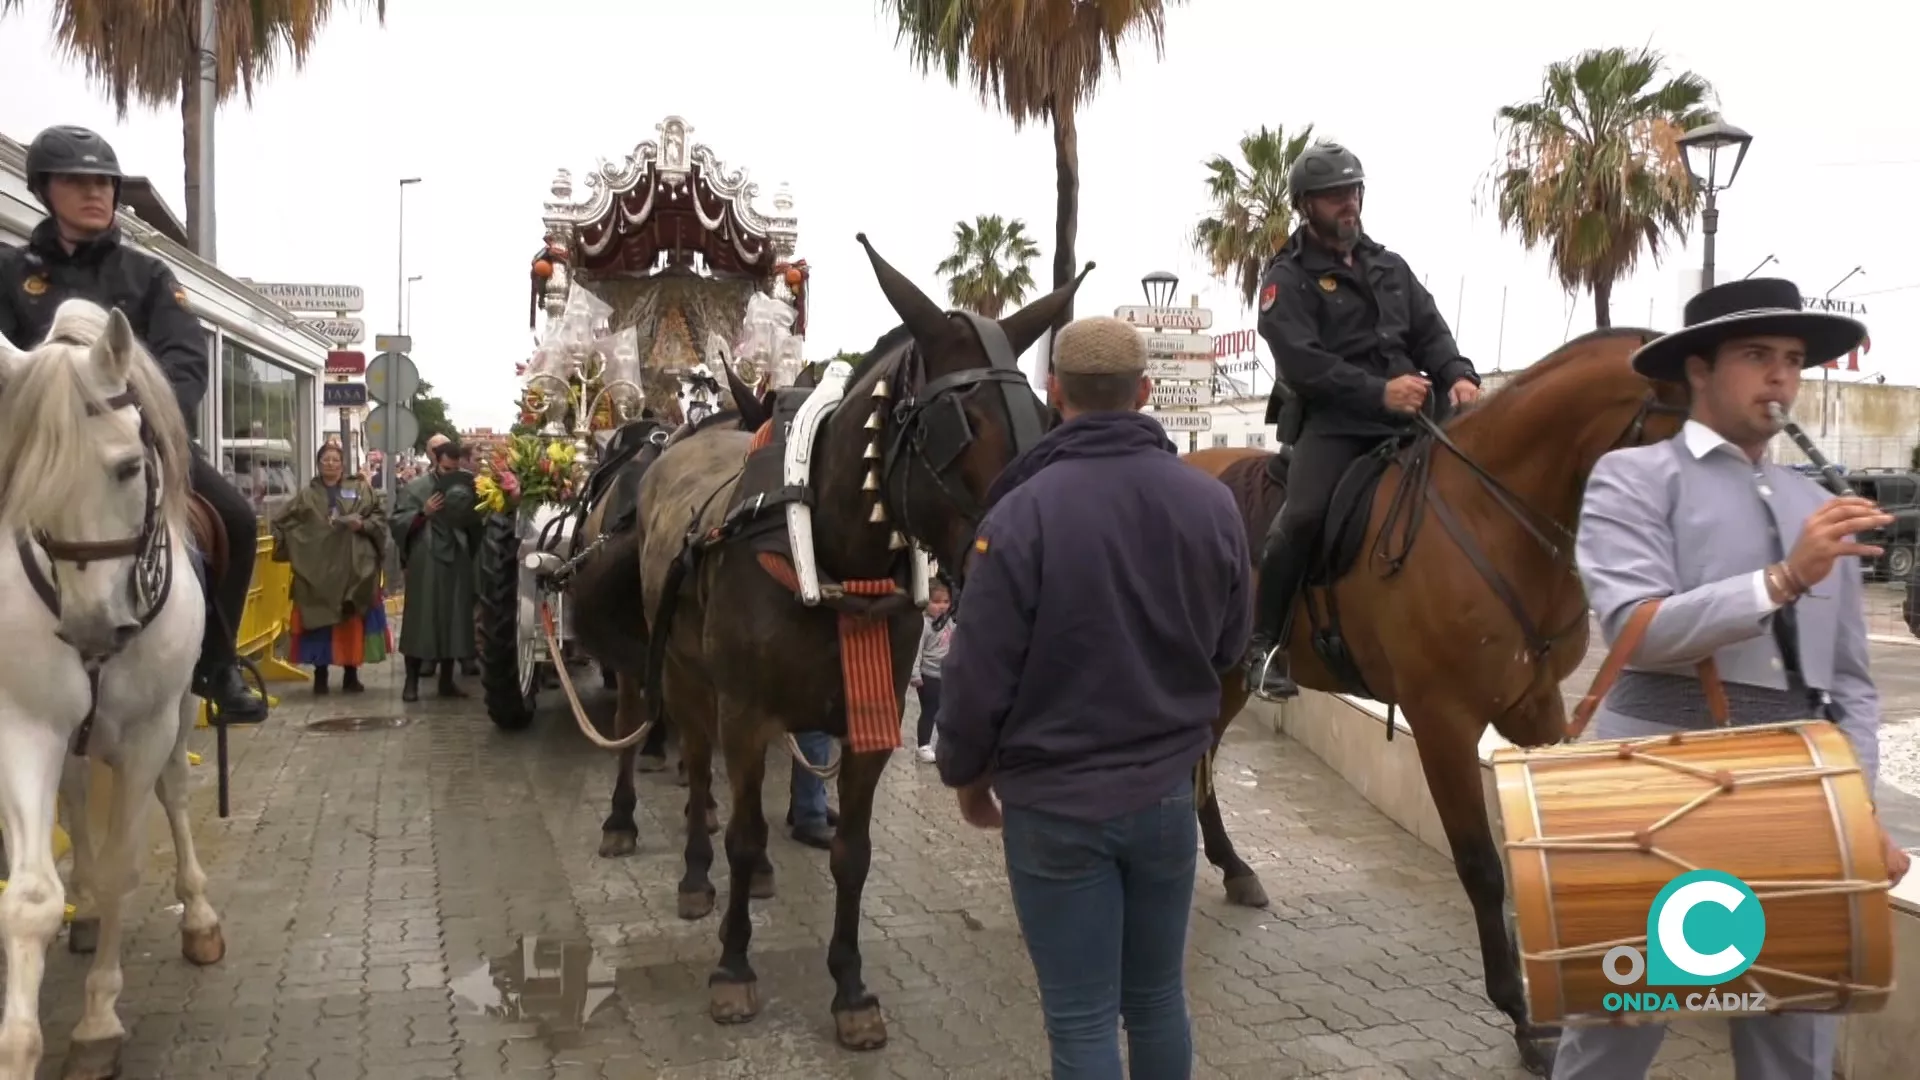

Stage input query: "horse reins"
[{"left": 1379, "top": 390, "right": 1689, "bottom": 660}]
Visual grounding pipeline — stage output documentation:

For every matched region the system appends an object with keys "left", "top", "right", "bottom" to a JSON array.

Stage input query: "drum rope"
[{"left": 1505, "top": 732, "right": 1892, "bottom": 1013}]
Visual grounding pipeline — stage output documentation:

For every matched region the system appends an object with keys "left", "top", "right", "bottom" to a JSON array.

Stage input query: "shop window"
[
  {"left": 1246, "top": 432, "right": 1267, "bottom": 448},
  {"left": 1211, "top": 433, "right": 1230, "bottom": 448}
]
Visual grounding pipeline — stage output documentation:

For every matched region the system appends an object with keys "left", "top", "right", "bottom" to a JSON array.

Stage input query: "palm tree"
[
  {"left": 1488, "top": 45, "right": 1716, "bottom": 328},
  {"left": 1, "top": 0, "right": 389, "bottom": 256},
  {"left": 1193, "top": 123, "right": 1315, "bottom": 309},
  {"left": 884, "top": 0, "right": 1179, "bottom": 332},
  {"left": 936, "top": 214, "right": 1040, "bottom": 317}
]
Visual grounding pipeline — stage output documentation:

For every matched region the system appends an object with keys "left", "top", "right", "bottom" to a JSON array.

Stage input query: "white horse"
[{"left": 0, "top": 301, "right": 225, "bottom": 1080}]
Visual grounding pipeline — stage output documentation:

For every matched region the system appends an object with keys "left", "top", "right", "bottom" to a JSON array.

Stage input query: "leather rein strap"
[{"left": 1567, "top": 598, "right": 1729, "bottom": 740}]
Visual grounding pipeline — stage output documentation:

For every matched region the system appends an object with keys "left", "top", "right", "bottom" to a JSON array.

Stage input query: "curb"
[{"left": 1871, "top": 633, "right": 1920, "bottom": 649}]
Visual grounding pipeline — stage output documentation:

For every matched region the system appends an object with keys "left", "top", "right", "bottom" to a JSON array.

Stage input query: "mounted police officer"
[
  {"left": 0, "top": 125, "right": 268, "bottom": 724},
  {"left": 1243, "top": 142, "right": 1483, "bottom": 699}
]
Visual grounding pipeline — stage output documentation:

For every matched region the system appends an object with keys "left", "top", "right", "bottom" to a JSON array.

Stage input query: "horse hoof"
[
  {"left": 181, "top": 924, "right": 226, "bottom": 966},
  {"left": 677, "top": 889, "right": 715, "bottom": 921},
  {"left": 749, "top": 870, "right": 775, "bottom": 899},
  {"left": 61, "top": 1036, "right": 122, "bottom": 1080},
  {"left": 67, "top": 916, "right": 100, "bottom": 955},
  {"left": 598, "top": 831, "right": 638, "bottom": 858},
  {"left": 1224, "top": 873, "right": 1270, "bottom": 909},
  {"left": 834, "top": 1002, "right": 888, "bottom": 1050},
  {"left": 637, "top": 753, "right": 668, "bottom": 773},
  {"left": 709, "top": 979, "right": 760, "bottom": 1024},
  {"left": 1516, "top": 1028, "right": 1558, "bottom": 1076}
]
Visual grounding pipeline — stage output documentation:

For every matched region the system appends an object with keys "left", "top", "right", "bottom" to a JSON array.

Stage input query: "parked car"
[{"left": 1842, "top": 468, "right": 1920, "bottom": 580}]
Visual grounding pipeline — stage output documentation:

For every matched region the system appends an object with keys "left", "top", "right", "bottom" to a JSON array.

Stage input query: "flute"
[{"left": 1767, "top": 402, "right": 1855, "bottom": 497}]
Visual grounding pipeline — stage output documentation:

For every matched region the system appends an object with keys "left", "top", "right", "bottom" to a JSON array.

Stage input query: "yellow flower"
[{"left": 546, "top": 441, "right": 574, "bottom": 465}]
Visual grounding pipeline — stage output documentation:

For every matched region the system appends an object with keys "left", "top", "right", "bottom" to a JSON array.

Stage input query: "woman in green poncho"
[
  {"left": 392, "top": 440, "right": 483, "bottom": 701},
  {"left": 271, "top": 443, "right": 392, "bottom": 693}
]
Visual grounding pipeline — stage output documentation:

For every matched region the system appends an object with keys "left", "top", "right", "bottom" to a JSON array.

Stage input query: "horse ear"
[
  {"left": 998, "top": 262, "right": 1096, "bottom": 358},
  {"left": 855, "top": 233, "right": 950, "bottom": 343},
  {"left": 91, "top": 307, "right": 136, "bottom": 383},
  {"left": 721, "top": 359, "right": 768, "bottom": 432}
]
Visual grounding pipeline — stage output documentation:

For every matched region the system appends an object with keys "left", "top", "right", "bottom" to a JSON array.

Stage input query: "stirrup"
[{"left": 1248, "top": 646, "right": 1297, "bottom": 702}]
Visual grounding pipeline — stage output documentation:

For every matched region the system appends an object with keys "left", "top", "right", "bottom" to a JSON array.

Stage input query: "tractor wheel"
[{"left": 477, "top": 512, "right": 536, "bottom": 731}]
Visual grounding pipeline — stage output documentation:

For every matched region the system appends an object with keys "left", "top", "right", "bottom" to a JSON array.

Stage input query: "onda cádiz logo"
[{"left": 1600, "top": 869, "right": 1769, "bottom": 1014}]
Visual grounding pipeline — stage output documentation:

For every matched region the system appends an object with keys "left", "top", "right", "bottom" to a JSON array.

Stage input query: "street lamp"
[
  {"left": 1677, "top": 120, "right": 1753, "bottom": 290},
  {"left": 1141, "top": 270, "right": 1179, "bottom": 308},
  {"left": 404, "top": 274, "right": 423, "bottom": 334},
  {"left": 396, "top": 177, "right": 421, "bottom": 336}
]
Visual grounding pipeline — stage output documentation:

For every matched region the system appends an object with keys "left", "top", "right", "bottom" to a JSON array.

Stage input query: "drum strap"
[{"left": 1568, "top": 598, "right": 1729, "bottom": 740}]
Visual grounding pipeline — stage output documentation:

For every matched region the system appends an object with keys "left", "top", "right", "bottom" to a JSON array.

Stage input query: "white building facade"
[{"left": 1, "top": 133, "right": 330, "bottom": 516}]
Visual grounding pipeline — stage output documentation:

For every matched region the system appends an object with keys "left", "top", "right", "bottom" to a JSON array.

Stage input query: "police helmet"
[
  {"left": 25, "top": 125, "right": 124, "bottom": 206},
  {"left": 1289, "top": 142, "right": 1365, "bottom": 206}
]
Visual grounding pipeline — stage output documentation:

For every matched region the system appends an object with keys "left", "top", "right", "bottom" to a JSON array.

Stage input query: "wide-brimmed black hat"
[{"left": 1630, "top": 278, "right": 1867, "bottom": 382}]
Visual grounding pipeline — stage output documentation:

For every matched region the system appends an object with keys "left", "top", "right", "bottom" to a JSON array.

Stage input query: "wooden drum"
[{"left": 1491, "top": 721, "right": 1894, "bottom": 1026}]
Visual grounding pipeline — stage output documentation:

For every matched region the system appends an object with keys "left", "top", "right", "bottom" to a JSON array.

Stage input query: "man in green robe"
[{"left": 392, "top": 441, "right": 483, "bottom": 701}]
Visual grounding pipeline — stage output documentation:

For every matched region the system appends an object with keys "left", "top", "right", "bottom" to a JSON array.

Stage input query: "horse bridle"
[
  {"left": 13, "top": 382, "right": 174, "bottom": 638},
  {"left": 880, "top": 311, "right": 1048, "bottom": 582}
]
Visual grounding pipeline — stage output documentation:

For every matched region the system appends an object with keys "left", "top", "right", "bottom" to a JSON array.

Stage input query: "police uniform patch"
[
  {"left": 173, "top": 286, "right": 188, "bottom": 305},
  {"left": 1318, "top": 276, "right": 1337, "bottom": 293},
  {"left": 23, "top": 275, "right": 47, "bottom": 296},
  {"left": 1258, "top": 282, "right": 1278, "bottom": 311},
  {"left": 974, "top": 537, "right": 990, "bottom": 555}
]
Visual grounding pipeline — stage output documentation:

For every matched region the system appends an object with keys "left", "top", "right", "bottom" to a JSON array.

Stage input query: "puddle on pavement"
[
  {"left": 305, "top": 715, "right": 411, "bottom": 733},
  {"left": 450, "top": 936, "right": 618, "bottom": 1033}
]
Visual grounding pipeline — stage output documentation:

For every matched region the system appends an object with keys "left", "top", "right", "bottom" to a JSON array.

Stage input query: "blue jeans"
[
  {"left": 1002, "top": 778, "right": 1197, "bottom": 1080},
  {"left": 789, "top": 731, "right": 833, "bottom": 828}
]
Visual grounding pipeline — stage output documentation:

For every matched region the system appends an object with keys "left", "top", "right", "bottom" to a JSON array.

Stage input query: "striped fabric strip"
[{"left": 756, "top": 552, "right": 902, "bottom": 753}]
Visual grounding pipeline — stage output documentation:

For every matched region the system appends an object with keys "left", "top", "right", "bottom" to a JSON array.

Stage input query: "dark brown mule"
[
  {"left": 573, "top": 399, "right": 772, "bottom": 858},
  {"left": 1183, "top": 329, "right": 1688, "bottom": 1075},
  {"left": 632, "top": 235, "right": 1090, "bottom": 1049}
]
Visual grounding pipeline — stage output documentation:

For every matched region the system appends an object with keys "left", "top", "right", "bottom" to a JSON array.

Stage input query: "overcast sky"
[{"left": 2, "top": 0, "right": 1913, "bottom": 429}]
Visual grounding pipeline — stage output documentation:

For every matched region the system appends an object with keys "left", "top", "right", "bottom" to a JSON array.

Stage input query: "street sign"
[
  {"left": 298, "top": 316, "right": 366, "bottom": 346},
  {"left": 245, "top": 282, "right": 365, "bottom": 312},
  {"left": 366, "top": 351, "right": 420, "bottom": 404},
  {"left": 374, "top": 333, "right": 413, "bottom": 353},
  {"left": 1142, "top": 333, "right": 1215, "bottom": 358},
  {"left": 1147, "top": 359, "right": 1214, "bottom": 382},
  {"left": 323, "top": 383, "right": 369, "bottom": 408},
  {"left": 1115, "top": 305, "right": 1213, "bottom": 331},
  {"left": 1150, "top": 411, "right": 1213, "bottom": 433},
  {"left": 363, "top": 404, "right": 420, "bottom": 454},
  {"left": 324, "top": 350, "right": 366, "bottom": 376},
  {"left": 1150, "top": 385, "right": 1214, "bottom": 408}
]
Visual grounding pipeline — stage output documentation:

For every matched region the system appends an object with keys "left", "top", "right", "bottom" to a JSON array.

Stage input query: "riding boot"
[
  {"left": 1244, "top": 536, "right": 1309, "bottom": 701},
  {"left": 313, "top": 666, "right": 330, "bottom": 695},
  {"left": 437, "top": 660, "right": 468, "bottom": 699},
  {"left": 402, "top": 657, "right": 422, "bottom": 703},
  {"left": 341, "top": 666, "right": 364, "bottom": 693}
]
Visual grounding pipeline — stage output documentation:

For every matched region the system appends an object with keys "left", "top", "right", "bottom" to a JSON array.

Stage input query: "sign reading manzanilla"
[{"left": 1600, "top": 870, "right": 1769, "bottom": 1014}]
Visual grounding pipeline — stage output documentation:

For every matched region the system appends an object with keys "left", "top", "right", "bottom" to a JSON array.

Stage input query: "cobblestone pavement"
[{"left": 0, "top": 655, "right": 1770, "bottom": 1080}]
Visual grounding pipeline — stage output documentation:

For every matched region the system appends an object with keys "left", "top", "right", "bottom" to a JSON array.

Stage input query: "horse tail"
[{"left": 644, "top": 540, "right": 693, "bottom": 734}]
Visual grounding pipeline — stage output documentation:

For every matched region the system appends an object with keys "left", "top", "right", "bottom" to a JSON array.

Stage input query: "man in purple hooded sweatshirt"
[{"left": 935, "top": 315, "right": 1252, "bottom": 1079}]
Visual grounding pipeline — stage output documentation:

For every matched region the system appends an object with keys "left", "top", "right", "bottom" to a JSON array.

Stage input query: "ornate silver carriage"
[{"left": 475, "top": 115, "right": 809, "bottom": 730}]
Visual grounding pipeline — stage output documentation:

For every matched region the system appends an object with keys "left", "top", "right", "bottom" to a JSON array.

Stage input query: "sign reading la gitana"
[{"left": 1599, "top": 870, "right": 1769, "bottom": 1015}]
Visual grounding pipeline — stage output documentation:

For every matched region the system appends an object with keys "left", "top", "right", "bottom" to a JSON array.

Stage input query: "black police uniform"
[
  {"left": 1244, "top": 226, "right": 1480, "bottom": 692},
  {"left": 0, "top": 218, "right": 267, "bottom": 722}
]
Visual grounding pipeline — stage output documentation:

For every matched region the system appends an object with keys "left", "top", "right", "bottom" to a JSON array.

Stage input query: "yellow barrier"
[{"left": 196, "top": 529, "right": 296, "bottom": 728}]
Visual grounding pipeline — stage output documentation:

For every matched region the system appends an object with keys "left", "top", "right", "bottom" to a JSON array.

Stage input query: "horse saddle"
[
  {"left": 1269, "top": 434, "right": 1414, "bottom": 588},
  {"left": 186, "top": 493, "right": 229, "bottom": 584}
]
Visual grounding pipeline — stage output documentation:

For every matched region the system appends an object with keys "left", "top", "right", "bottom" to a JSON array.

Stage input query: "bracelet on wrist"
[{"left": 1777, "top": 561, "right": 1808, "bottom": 596}]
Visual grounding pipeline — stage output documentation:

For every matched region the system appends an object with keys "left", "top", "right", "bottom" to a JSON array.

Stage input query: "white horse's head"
[{"left": 0, "top": 300, "right": 193, "bottom": 662}]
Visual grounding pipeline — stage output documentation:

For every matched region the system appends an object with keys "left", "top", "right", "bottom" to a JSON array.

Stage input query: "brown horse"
[
  {"left": 631, "top": 235, "right": 1090, "bottom": 1049},
  {"left": 1183, "top": 328, "right": 1689, "bottom": 1074}
]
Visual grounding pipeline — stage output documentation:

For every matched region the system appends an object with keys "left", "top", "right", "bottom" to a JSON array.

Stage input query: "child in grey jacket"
[{"left": 909, "top": 583, "right": 954, "bottom": 762}]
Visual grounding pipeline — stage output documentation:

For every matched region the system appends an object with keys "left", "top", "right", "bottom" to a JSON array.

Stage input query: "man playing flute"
[{"left": 1560, "top": 277, "right": 1911, "bottom": 1079}]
